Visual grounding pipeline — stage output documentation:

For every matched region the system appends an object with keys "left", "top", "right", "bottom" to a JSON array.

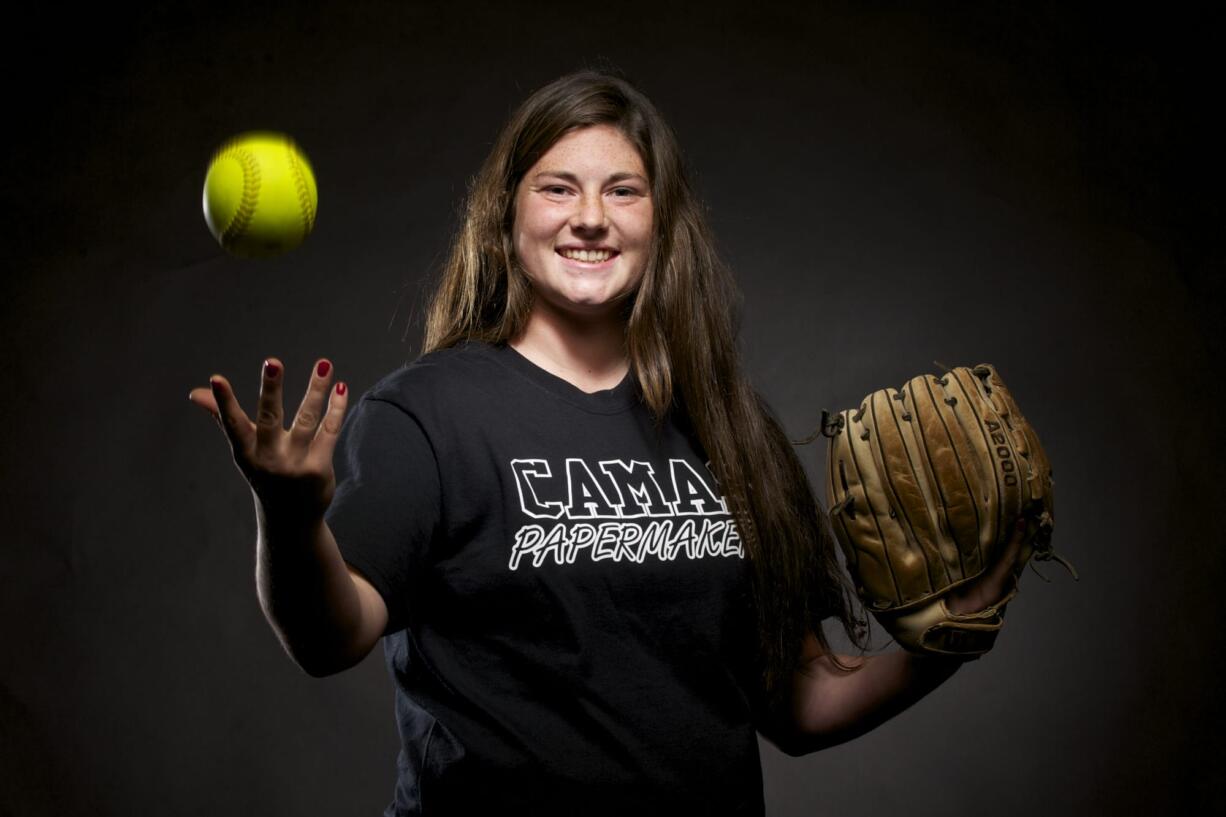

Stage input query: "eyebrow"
[{"left": 532, "top": 171, "right": 648, "bottom": 184}]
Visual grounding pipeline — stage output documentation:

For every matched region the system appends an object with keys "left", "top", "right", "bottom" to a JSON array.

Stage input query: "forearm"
[
  {"left": 254, "top": 496, "right": 366, "bottom": 676},
  {"left": 779, "top": 649, "right": 965, "bottom": 755}
]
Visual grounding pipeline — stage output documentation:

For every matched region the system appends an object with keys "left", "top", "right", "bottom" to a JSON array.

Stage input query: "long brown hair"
[{"left": 421, "top": 68, "right": 869, "bottom": 701}]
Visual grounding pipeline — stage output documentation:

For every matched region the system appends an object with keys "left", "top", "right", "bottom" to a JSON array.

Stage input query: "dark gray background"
[{"left": 3, "top": 1, "right": 1221, "bottom": 815}]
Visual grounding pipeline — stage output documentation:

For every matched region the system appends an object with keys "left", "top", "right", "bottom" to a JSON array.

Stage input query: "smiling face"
[{"left": 511, "top": 124, "right": 653, "bottom": 322}]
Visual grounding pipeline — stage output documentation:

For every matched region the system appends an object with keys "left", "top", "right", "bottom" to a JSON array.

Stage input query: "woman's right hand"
[{"left": 188, "top": 358, "right": 349, "bottom": 524}]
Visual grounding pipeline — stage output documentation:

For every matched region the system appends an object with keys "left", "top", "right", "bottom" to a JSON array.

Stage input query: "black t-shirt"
[{"left": 326, "top": 340, "right": 765, "bottom": 816}]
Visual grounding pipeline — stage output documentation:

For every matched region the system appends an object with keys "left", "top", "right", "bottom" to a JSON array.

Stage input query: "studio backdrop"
[{"left": 2, "top": 2, "right": 1220, "bottom": 815}]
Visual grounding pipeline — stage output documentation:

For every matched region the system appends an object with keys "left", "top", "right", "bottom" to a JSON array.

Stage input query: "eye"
[
  {"left": 544, "top": 185, "right": 571, "bottom": 196},
  {"left": 610, "top": 187, "right": 639, "bottom": 198}
]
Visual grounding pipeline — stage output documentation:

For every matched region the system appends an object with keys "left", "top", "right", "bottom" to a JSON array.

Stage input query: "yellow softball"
[{"left": 202, "top": 131, "right": 318, "bottom": 259}]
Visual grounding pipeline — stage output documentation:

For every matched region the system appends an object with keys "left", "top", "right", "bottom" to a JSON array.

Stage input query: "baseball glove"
[{"left": 820, "top": 363, "right": 1076, "bottom": 659}]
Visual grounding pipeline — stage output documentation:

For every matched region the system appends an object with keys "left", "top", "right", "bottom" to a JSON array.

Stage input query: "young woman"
[{"left": 189, "top": 69, "right": 1023, "bottom": 816}]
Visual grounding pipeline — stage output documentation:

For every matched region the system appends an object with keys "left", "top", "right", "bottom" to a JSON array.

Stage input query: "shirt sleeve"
[{"left": 325, "top": 394, "right": 442, "bottom": 635}]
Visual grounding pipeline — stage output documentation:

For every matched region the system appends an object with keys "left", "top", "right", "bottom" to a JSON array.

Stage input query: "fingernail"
[
  {"left": 210, "top": 377, "right": 225, "bottom": 393},
  {"left": 264, "top": 360, "right": 281, "bottom": 379},
  {"left": 317, "top": 360, "right": 331, "bottom": 378},
  {"left": 336, "top": 381, "right": 347, "bottom": 396}
]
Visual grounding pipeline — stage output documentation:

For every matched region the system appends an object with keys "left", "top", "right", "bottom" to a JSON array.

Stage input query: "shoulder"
[{"left": 362, "top": 340, "right": 508, "bottom": 414}]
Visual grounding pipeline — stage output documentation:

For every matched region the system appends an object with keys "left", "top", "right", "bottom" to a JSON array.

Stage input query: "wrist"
[{"left": 253, "top": 491, "right": 327, "bottom": 538}]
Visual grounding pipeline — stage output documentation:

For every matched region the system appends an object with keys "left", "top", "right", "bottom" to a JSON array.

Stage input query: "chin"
[{"left": 549, "top": 294, "right": 624, "bottom": 318}]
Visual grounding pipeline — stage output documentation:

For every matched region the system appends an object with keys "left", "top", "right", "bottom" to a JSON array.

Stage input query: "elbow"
[
  {"left": 771, "top": 735, "right": 814, "bottom": 758},
  {"left": 758, "top": 697, "right": 858, "bottom": 757},
  {"left": 767, "top": 729, "right": 839, "bottom": 758},
  {"left": 283, "top": 641, "right": 362, "bottom": 679},
  {"left": 296, "top": 653, "right": 359, "bottom": 679},
  {"left": 265, "top": 613, "right": 370, "bottom": 679},
  {"left": 300, "top": 658, "right": 344, "bottom": 679},
  {"left": 758, "top": 717, "right": 835, "bottom": 758}
]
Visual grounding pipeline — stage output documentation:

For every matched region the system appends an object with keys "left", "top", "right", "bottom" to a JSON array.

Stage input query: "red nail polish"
[
  {"left": 317, "top": 360, "right": 331, "bottom": 378},
  {"left": 210, "top": 377, "right": 225, "bottom": 393},
  {"left": 337, "top": 381, "right": 347, "bottom": 396},
  {"left": 265, "top": 360, "right": 281, "bottom": 378}
]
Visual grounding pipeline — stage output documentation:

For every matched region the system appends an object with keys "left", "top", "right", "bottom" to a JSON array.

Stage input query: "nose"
[{"left": 570, "top": 191, "right": 607, "bottom": 231}]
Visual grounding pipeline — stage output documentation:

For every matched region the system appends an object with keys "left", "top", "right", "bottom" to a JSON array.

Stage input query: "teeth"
[{"left": 560, "top": 248, "right": 614, "bottom": 263}]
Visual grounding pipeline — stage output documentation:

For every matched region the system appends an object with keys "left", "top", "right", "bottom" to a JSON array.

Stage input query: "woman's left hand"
[{"left": 944, "top": 517, "right": 1028, "bottom": 616}]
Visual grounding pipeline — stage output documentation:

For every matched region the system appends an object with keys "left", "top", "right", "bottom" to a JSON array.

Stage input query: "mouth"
[{"left": 556, "top": 247, "right": 620, "bottom": 268}]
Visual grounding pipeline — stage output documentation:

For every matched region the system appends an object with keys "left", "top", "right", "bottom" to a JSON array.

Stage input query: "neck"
[{"left": 510, "top": 300, "right": 629, "bottom": 389}]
